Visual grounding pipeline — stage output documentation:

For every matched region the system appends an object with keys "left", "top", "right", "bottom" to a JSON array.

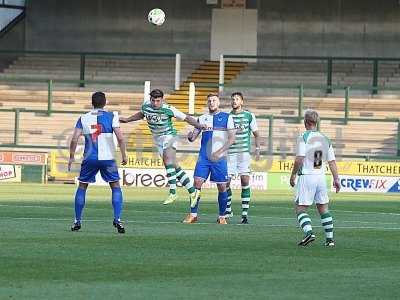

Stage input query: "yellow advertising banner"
[
  {"left": 124, "top": 156, "right": 400, "bottom": 176},
  {"left": 258, "top": 159, "right": 400, "bottom": 176},
  {"left": 49, "top": 149, "right": 400, "bottom": 180},
  {"left": 337, "top": 161, "right": 400, "bottom": 176},
  {"left": 125, "top": 152, "right": 198, "bottom": 170}
]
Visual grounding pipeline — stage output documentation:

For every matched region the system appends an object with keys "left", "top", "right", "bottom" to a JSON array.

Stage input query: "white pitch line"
[
  {"left": 264, "top": 205, "right": 400, "bottom": 216},
  {"left": 1, "top": 216, "right": 400, "bottom": 230},
  {"left": 1, "top": 204, "right": 400, "bottom": 226},
  {"left": 2, "top": 202, "right": 400, "bottom": 218}
]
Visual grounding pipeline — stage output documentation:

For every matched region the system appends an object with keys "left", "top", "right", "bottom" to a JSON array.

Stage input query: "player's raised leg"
[
  {"left": 175, "top": 166, "right": 196, "bottom": 195},
  {"left": 162, "top": 146, "right": 178, "bottom": 205}
]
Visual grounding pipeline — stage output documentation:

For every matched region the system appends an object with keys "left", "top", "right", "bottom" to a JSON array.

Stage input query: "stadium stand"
[
  {"left": 227, "top": 60, "right": 400, "bottom": 96},
  {"left": 0, "top": 55, "right": 399, "bottom": 163},
  {"left": 0, "top": 55, "right": 201, "bottom": 92}
]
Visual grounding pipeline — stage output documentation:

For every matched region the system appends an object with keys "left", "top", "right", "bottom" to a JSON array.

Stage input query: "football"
[{"left": 148, "top": 8, "right": 165, "bottom": 26}]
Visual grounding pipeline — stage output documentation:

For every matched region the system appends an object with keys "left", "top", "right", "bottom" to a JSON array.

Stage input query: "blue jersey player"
[
  {"left": 183, "top": 93, "right": 236, "bottom": 224},
  {"left": 68, "top": 92, "right": 127, "bottom": 233}
]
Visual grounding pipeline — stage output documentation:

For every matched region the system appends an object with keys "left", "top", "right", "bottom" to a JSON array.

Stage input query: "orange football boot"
[
  {"left": 217, "top": 217, "right": 228, "bottom": 224},
  {"left": 182, "top": 214, "right": 198, "bottom": 224}
]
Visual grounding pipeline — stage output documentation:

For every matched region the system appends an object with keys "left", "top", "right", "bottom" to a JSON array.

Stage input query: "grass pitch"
[{"left": 0, "top": 183, "right": 399, "bottom": 299}]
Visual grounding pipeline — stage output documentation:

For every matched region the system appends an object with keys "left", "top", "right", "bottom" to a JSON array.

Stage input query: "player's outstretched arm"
[
  {"left": 68, "top": 127, "right": 82, "bottom": 171},
  {"left": 328, "top": 160, "right": 340, "bottom": 193},
  {"left": 290, "top": 156, "right": 304, "bottom": 187},
  {"left": 188, "top": 128, "right": 201, "bottom": 142},
  {"left": 120, "top": 111, "right": 144, "bottom": 123},
  {"left": 114, "top": 127, "right": 127, "bottom": 165},
  {"left": 184, "top": 115, "right": 206, "bottom": 130}
]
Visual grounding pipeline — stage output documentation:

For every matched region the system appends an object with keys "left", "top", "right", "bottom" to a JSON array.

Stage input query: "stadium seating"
[
  {"left": 0, "top": 56, "right": 399, "bottom": 162},
  {"left": 219, "top": 96, "right": 400, "bottom": 119},
  {"left": 0, "top": 55, "right": 201, "bottom": 92},
  {"left": 227, "top": 60, "right": 400, "bottom": 96}
]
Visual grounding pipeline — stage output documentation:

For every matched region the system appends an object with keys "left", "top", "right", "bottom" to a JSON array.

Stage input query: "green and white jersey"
[
  {"left": 229, "top": 110, "right": 258, "bottom": 154},
  {"left": 296, "top": 130, "right": 335, "bottom": 175},
  {"left": 141, "top": 102, "right": 186, "bottom": 138}
]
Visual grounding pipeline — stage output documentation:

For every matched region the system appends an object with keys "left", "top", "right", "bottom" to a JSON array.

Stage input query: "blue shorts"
[
  {"left": 78, "top": 159, "right": 120, "bottom": 183},
  {"left": 194, "top": 156, "right": 229, "bottom": 183}
]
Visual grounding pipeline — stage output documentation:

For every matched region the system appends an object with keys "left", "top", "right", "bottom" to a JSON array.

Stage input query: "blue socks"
[
  {"left": 218, "top": 191, "right": 228, "bottom": 217},
  {"left": 74, "top": 187, "right": 87, "bottom": 222},
  {"left": 112, "top": 187, "right": 123, "bottom": 221},
  {"left": 190, "top": 190, "right": 228, "bottom": 217}
]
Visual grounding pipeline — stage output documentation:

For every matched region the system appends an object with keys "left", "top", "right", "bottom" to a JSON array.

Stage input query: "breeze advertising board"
[{"left": 87, "top": 168, "right": 268, "bottom": 190}]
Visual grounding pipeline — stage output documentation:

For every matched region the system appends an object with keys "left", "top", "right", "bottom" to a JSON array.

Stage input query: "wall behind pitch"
[
  {"left": 258, "top": 0, "right": 400, "bottom": 57},
  {"left": 25, "top": 0, "right": 214, "bottom": 57},
  {"left": 0, "top": 16, "right": 25, "bottom": 70},
  {"left": 24, "top": 0, "right": 400, "bottom": 58}
]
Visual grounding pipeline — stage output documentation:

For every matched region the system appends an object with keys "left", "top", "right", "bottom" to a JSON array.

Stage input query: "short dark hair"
[
  {"left": 150, "top": 89, "right": 164, "bottom": 99},
  {"left": 231, "top": 92, "right": 243, "bottom": 99},
  {"left": 92, "top": 91, "right": 106, "bottom": 108}
]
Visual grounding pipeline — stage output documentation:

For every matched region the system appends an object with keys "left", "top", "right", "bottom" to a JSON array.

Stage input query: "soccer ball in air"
[{"left": 148, "top": 8, "right": 165, "bottom": 26}]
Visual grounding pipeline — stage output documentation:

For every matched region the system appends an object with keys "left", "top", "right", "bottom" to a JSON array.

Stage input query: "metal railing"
[
  {"left": 0, "top": 52, "right": 399, "bottom": 158},
  {"left": 219, "top": 54, "right": 400, "bottom": 95},
  {"left": 1, "top": 107, "right": 399, "bottom": 159},
  {"left": 0, "top": 50, "right": 182, "bottom": 89}
]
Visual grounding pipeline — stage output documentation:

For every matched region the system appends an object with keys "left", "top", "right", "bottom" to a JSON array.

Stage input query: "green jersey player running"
[
  {"left": 120, "top": 89, "right": 205, "bottom": 205},
  {"left": 225, "top": 92, "right": 261, "bottom": 224}
]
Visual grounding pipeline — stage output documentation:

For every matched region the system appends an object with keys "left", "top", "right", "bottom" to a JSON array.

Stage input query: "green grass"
[{"left": 0, "top": 183, "right": 400, "bottom": 299}]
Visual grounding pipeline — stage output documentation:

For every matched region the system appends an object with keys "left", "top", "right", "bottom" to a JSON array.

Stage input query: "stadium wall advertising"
[
  {"left": 76, "top": 153, "right": 400, "bottom": 177},
  {"left": 268, "top": 172, "right": 332, "bottom": 190},
  {"left": 70, "top": 154, "right": 400, "bottom": 192},
  {"left": 264, "top": 160, "right": 400, "bottom": 176},
  {"left": 335, "top": 175, "right": 400, "bottom": 193},
  {"left": 88, "top": 168, "right": 268, "bottom": 190},
  {"left": 0, "top": 151, "right": 47, "bottom": 165},
  {"left": 0, "top": 165, "right": 22, "bottom": 183}
]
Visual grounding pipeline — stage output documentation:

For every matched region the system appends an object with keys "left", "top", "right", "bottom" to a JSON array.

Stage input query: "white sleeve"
[
  {"left": 170, "top": 106, "right": 186, "bottom": 121},
  {"left": 327, "top": 145, "right": 336, "bottom": 162},
  {"left": 227, "top": 115, "right": 235, "bottom": 130},
  {"left": 250, "top": 113, "right": 258, "bottom": 132},
  {"left": 112, "top": 111, "right": 120, "bottom": 128},
  {"left": 296, "top": 135, "right": 306, "bottom": 156}
]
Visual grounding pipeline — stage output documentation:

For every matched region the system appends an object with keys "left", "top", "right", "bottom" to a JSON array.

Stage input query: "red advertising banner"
[{"left": 0, "top": 151, "right": 47, "bottom": 165}]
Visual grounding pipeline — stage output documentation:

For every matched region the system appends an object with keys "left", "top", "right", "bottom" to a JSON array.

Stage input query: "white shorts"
[
  {"left": 294, "top": 175, "right": 329, "bottom": 206},
  {"left": 227, "top": 152, "right": 251, "bottom": 176},
  {"left": 153, "top": 135, "right": 178, "bottom": 156}
]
